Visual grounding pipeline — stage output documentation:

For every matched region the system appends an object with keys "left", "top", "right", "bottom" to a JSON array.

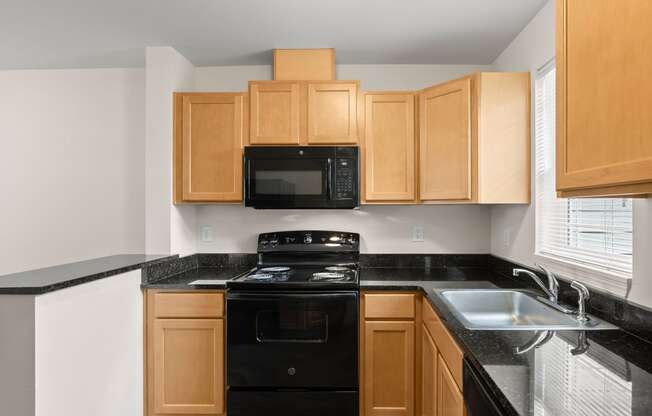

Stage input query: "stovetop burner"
[
  {"left": 259, "top": 266, "right": 291, "bottom": 272},
  {"left": 325, "top": 266, "right": 351, "bottom": 272},
  {"left": 312, "top": 272, "right": 347, "bottom": 281},
  {"left": 227, "top": 230, "right": 360, "bottom": 290}
]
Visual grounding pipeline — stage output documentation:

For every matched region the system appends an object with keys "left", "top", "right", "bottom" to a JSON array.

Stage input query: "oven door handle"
[{"left": 226, "top": 292, "right": 357, "bottom": 301}]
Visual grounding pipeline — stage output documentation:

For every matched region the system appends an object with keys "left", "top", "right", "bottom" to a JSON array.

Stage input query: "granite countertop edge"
[{"left": 0, "top": 254, "right": 177, "bottom": 295}]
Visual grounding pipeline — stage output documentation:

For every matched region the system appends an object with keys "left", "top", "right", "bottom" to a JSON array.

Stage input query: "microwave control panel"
[{"left": 335, "top": 158, "right": 355, "bottom": 200}]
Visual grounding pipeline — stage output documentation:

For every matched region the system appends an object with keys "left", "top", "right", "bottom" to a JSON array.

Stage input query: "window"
[{"left": 534, "top": 62, "right": 633, "bottom": 292}]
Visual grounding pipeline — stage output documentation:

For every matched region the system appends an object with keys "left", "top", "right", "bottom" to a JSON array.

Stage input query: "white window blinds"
[{"left": 534, "top": 64, "right": 633, "bottom": 278}]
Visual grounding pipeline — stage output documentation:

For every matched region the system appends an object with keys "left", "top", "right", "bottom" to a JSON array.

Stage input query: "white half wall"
[
  {"left": 34, "top": 270, "right": 143, "bottom": 416},
  {"left": 0, "top": 295, "right": 35, "bottom": 416},
  {"left": 145, "top": 47, "right": 197, "bottom": 256},
  {"left": 193, "top": 63, "right": 494, "bottom": 254},
  {"left": 489, "top": 0, "right": 652, "bottom": 308},
  {"left": 0, "top": 69, "right": 145, "bottom": 275}
]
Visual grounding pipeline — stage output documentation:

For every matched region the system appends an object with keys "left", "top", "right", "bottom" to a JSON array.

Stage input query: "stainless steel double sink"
[{"left": 437, "top": 289, "right": 616, "bottom": 330}]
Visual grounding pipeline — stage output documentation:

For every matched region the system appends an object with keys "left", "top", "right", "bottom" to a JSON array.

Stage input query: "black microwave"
[{"left": 244, "top": 146, "right": 359, "bottom": 209}]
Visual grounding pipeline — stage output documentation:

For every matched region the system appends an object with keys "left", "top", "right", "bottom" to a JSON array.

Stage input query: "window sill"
[{"left": 533, "top": 253, "right": 631, "bottom": 298}]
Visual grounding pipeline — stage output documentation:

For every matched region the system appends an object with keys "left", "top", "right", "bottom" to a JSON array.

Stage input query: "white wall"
[
  {"left": 195, "top": 63, "right": 492, "bottom": 91},
  {"left": 194, "top": 64, "right": 494, "bottom": 253},
  {"left": 489, "top": 0, "right": 652, "bottom": 307},
  {"left": 34, "top": 270, "right": 143, "bottom": 416},
  {"left": 0, "top": 69, "right": 145, "bottom": 275},
  {"left": 197, "top": 205, "right": 491, "bottom": 253},
  {"left": 145, "top": 47, "right": 197, "bottom": 256}
]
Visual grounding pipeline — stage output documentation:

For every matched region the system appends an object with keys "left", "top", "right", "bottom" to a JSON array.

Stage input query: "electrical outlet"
[
  {"left": 503, "top": 228, "right": 511, "bottom": 247},
  {"left": 412, "top": 225, "right": 424, "bottom": 242},
  {"left": 200, "top": 226, "right": 213, "bottom": 243}
]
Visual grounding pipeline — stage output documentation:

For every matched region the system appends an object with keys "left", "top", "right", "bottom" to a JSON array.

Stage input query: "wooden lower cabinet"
[
  {"left": 364, "top": 320, "right": 415, "bottom": 416},
  {"left": 437, "top": 355, "right": 464, "bottom": 416},
  {"left": 421, "top": 324, "right": 438, "bottom": 416},
  {"left": 362, "top": 293, "right": 465, "bottom": 416},
  {"left": 146, "top": 291, "right": 225, "bottom": 416}
]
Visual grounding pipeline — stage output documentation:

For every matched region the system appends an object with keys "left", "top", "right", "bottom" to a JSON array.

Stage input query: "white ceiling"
[{"left": 0, "top": 0, "right": 547, "bottom": 69}]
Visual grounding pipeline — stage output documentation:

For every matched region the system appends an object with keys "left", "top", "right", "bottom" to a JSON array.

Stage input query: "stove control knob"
[
  {"left": 304, "top": 235, "right": 312, "bottom": 244},
  {"left": 288, "top": 367, "right": 296, "bottom": 376},
  {"left": 260, "top": 240, "right": 269, "bottom": 246},
  {"left": 348, "top": 236, "right": 357, "bottom": 245}
]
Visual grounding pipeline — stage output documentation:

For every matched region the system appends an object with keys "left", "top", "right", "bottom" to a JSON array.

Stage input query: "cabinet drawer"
[
  {"left": 364, "top": 293, "right": 415, "bottom": 319},
  {"left": 422, "top": 301, "right": 463, "bottom": 388},
  {"left": 152, "top": 292, "right": 224, "bottom": 318}
]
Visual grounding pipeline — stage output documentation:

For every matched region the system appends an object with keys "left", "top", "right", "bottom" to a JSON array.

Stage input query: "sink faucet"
[
  {"left": 513, "top": 267, "right": 576, "bottom": 314},
  {"left": 570, "top": 281, "right": 590, "bottom": 322},
  {"left": 512, "top": 267, "right": 558, "bottom": 302}
]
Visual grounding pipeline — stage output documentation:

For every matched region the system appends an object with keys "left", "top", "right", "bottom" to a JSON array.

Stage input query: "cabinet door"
[
  {"left": 437, "top": 355, "right": 463, "bottom": 416},
  {"left": 421, "top": 324, "right": 438, "bottom": 416},
  {"left": 364, "top": 93, "right": 416, "bottom": 201},
  {"left": 556, "top": 0, "right": 652, "bottom": 195},
  {"left": 249, "top": 82, "right": 301, "bottom": 144},
  {"left": 181, "top": 94, "right": 244, "bottom": 201},
  {"left": 152, "top": 319, "right": 224, "bottom": 415},
  {"left": 419, "top": 78, "right": 473, "bottom": 201},
  {"left": 307, "top": 82, "right": 358, "bottom": 144},
  {"left": 364, "top": 320, "right": 415, "bottom": 416}
]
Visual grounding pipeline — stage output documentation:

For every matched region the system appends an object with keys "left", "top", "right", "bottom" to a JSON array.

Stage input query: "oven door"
[
  {"left": 244, "top": 148, "right": 333, "bottom": 209},
  {"left": 227, "top": 291, "right": 358, "bottom": 388}
]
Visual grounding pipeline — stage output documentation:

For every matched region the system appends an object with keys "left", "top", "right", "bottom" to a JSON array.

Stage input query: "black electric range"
[{"left": 226, "top": 230, "right": 360, "bottom": 416}]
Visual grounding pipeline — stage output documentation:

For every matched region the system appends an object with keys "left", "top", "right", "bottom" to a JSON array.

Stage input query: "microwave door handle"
[{"left": 327, "top": 158, "right": 334, "bottom": 200}]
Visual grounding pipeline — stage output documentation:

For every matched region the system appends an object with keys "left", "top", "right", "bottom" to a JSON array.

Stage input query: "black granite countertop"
[
  {"left": 361, "top": 267, "right": 652, "bottom": 416},
  {"left": 142, "top": 266, "right": 251, "bottom": 290},
  {"left": 137, "top": 258, "right": 652, "bottom": 416},
  {"left": 0, "top": 254, "right": 174, "bottom": 294}
]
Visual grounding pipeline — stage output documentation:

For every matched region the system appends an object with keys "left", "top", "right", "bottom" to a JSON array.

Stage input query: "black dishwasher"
[{"left": 463, "top": 358, "right": 505, "bottom": 416}]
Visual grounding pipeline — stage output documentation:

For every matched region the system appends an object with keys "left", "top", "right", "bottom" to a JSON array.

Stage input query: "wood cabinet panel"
[
  {"left": 151, "top": 318, "right": 224, "bottom": 415},
  {"left": 307, "top": 82, "right": 358, "bottom": 144},
  {"left": 557, "top": 0, "right": 652, "bottom": 196},
  {"left": 174, "top": 93, "right": 245, "bottom": 203},
  {"left": 421, "top": 324, "right": 438, "bottom": 416},
  {"left": 249, "top": 81, "right": 301, "bottom": 144},
  {"left": 365, "top": 293, "right": 416, "bottom": 319},
  {"left": 437, "top": 355, "right": 464, "bottom": 416},
  {"left": 419, "top": 78, "right": 473, "bottom": 201},
  {"left": 152, "top": 292, "right": 224, "bottom": 319},
  {"left": 273, "top": 48, "right": 335, "bottom": 80},
  {"left": 364, "top": 320, "right": 415, "bottom": 416},
  {"left": 363, "top": 93, "right": 416, "bottom": 201},
  {"left": 422, "top": 301, "right": 463, "bottom": 388}
]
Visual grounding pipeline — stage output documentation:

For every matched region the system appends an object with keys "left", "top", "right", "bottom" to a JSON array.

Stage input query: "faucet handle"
[
  {"left": 570, "top": 281, "right": 590, "bottom": 299},
  {"left": 536, "top": 264, "right": 560, "bottom": 296},
  {"left": 570, "top": 281, "right": 590, "bottom": 322}
]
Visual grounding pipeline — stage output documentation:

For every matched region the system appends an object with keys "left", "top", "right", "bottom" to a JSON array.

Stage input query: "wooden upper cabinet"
[
  {"left": 437, "top": 356, "right": 464, "bottom": 416},
  {"left": 174, "top": 92, "right": 245, "bottom": 203},
  {"left": 364, "top": 320, "right": 415, "bottom": 416},
  {"left": 363, "top": 93, "right": 416, "bottom": 202},
  {"left": 556, "top": 0, "right": 652, "bottom": 197},
  {"left": 307, "top": 82, "right": 359, "bottom": 144},
  {"left": 151, "top": 318, "right": 224, "bottom": 415},
  {"left": 249, "top": 81, "right": 301, "bottom": 144},
  {"left": 419, "top": 77, "right": 473, "bottom": 201},
  {"left": 273, "top": 48, "right": 335, "bottom": 80},
  {"left": 248, "top": 80, "right": 358, "bottom": 145},
  {"left": 418, "top": 73, "right": 530, "bottom": 204}
]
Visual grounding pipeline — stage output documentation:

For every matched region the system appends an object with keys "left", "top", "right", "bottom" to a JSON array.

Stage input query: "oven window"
[
  {"left": 256, "top": 307, "right": 328, "bottom": 343},
  {"left": 255, "top": 170, "right": 323, "bottom": 195}
]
